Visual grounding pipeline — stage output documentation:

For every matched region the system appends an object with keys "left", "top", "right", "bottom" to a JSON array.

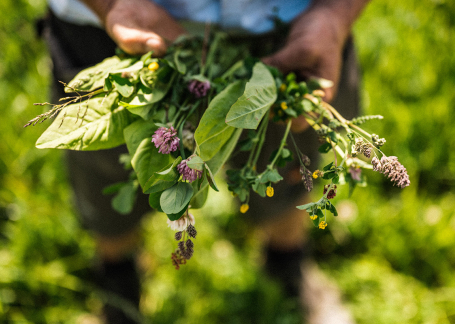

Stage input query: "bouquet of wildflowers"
[{"left": 26, "top": 33, "right": 409, "bottom": 268}]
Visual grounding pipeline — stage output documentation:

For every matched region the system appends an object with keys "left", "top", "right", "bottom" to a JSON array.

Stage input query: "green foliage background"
[{"left": 0, "top": 0, "right": 454, "bottom": 323}]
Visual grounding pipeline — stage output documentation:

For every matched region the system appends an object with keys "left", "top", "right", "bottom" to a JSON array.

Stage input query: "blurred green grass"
[{"left": 1, "top": 0, "right": 454, "bottom": 323}]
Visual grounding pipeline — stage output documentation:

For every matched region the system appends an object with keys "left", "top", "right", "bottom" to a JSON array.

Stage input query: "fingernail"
[{"left": 146, "top": 38, "right": 161, "bottom": 50}]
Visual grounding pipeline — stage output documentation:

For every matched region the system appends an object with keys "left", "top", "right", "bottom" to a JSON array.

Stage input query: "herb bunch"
[{"left": 26, "top": 32, "right": 409, "bottom": 268}]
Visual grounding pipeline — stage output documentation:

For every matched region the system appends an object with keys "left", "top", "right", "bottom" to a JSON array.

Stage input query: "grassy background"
[{"left": 1, "top": 0, "right": 454, "bottom": 322}]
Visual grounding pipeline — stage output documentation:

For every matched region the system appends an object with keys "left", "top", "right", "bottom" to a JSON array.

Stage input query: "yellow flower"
[
  {"left": 280, "top": 102, "right": 288, "bottom": 110},
  {"left": 148, "top": 62, "right": 159, "bottom": 71},
  {"left": 310, "top": 215, "right": 317, "bottom": 220},
  {"left": 266, "top": 186, "right": 274, "bottom": 197},
  {"left": 240, "top": 204, "right": 249, "bottom": 214},
  {"left": 318, "top": 221, "right": 328, "bottom": 229},
  {"left": 312, "top": 170, "right": 320, "bottom": 179},
  {"left": 279, "top": 84, "right": 287, "bottom": 92}
]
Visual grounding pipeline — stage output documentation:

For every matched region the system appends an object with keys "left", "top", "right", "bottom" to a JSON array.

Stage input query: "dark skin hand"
[{"left": 263, "top": 0, "right": 369, "bottom": 132}]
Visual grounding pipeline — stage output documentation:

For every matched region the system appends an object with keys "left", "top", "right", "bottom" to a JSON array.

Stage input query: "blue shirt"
[{"left": 48, "top": 0, "right": 311, "bottom": 34}]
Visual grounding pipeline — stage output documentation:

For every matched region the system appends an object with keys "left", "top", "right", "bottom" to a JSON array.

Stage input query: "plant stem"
[{"left": 270, "top": 119, "right": 292, "bottom": 168}]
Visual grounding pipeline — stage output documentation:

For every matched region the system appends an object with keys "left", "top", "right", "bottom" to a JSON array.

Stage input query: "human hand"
[
  {"left": 83, "top": 0, "right": 187, "bottom": 56},
  {"left": 263, "top": 0, "right": 368, "bottom": 132}
]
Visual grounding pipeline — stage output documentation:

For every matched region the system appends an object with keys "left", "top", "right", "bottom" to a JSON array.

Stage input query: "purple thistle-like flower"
[
  {"left": 188, "top": 80, "right": 211, "bottom": 98},
  {"left": 177, "top": 157, "right": 203, "bottom": 182},
  {"left": 152, "top": 126, "right": 180, "bottom": 154}
]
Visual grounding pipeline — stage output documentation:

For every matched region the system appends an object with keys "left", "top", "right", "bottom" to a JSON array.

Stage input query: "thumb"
[{"left": 110, "top": 24, "right": 168, "bottom": 56}]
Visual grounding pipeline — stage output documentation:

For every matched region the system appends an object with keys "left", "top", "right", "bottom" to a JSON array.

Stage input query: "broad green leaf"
[
  {"left": 143, "top": 157, "right": 182, "bottom": 194},
  {"left": 66, "top": 56, "right": 137, "bottom": 92},
  {"left": 225, "top": 62, "right": 277, "bottom": 129},
  {"left": 36, "top": 92, "right": 136, "bottom": 150},
  {"left": 186, "top": 156, "right": 204, "bottom": 171},
  {"left": 195, "top": 80, "right": 245, "bottom": 160},
  {"left": 110, "top": 74, "right": 135, "bottom": 98},
  {"left": 166, "top": 203, "right": 190, "bottom": 221},
  {"left": 111, "top": 181, "right": 138, "bottom": 215},
  {"left": 160, "top": 182, "right": 194, "bottom": 215},
  {"left": 148, "top": 191, "right": 163, "bottom": 212},
  {"left": 191, "top": 128, "right": 243, "bottom": 205},
  {"left": 260, "top": 169, "right": 283, "bottom": 183},
  {"left": 124, "top": 119, "right": 173, "bottom": 188},
  {"left": 190, "top": 186, "right": 209, "bottom": 209},
  {"left": 110, "top": 61, "right": 144, "bottom": 74}
]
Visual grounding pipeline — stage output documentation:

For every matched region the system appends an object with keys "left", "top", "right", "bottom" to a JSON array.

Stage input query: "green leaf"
[
  {"left": 110, "top": 74, "right": 135, "bottom": 98},
  {"left": 318, "top": 142, "right": 332, "bottom": 153},
  {"left": 296, "top": 202, "right": 317, "bottom": 211},
  {"left": 166, "top": 203, "right": 190, "bottom": 221},
  {"left": 260, "top": 169, "right": 283, "bottom": 183},
  {"left": 143, "top": 157, "right": 182, "bottom": 194},
  {"left": 110, "top": 61, "right": 144, "bottom": 74},
  {"left": 111, "top": 181, "right": 138, "bottom": 215},
  {"left": 252, "top": 179, "right": 266, "bottom": 197},
  {"left": 124, "top": 119, "right": 173, "bottom": 188},
  {"left": 190, "top": 186, "right": 209, "bottom": 209},
  {"left": 102, "top": 182, "right": 125, "bottom": 195},
  {"left": 225, "top": 62, "right": 277, "bottom": 129},
  {"left": 191, "top": 128, "right": 243, "bottom": 206},
  {"left": 186, "top": 156, "right": 204, "bottom": 171},
  {"left": 66, "top": 56, "right": 137, "bottom": 92},
  {"left": 328, "top": 202, "right": 338, "bottom": 216},
  {"left": 160, "top": 182, "right": 194, "bottom": 215},
  {"left": 323, "top": 162, "right": 335, "bottom": 171},
  {"left": 195, "top": 80, "right": 245, "bottom": 160},
  {"left": 204, "top": 164, "right": 219, "bottom": 192},
  {"left": 148, "top": 191, "right": 163, "bottom": 212},
  {"left": 36, "top": 92, "right": 136, "bottom": 150},
  {"left": 328, "top": 131, "right": 338, "bottom": 144},
  {"left": 174, "top": 50, "right": 187, "bottom": 74}
]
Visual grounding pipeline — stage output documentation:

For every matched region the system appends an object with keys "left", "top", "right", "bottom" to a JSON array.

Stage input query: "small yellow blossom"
[
  {"left": 279, "top": 84, "right": 287, "bottom": 92},
  {"left": 240, "top": 204, "right": 249, "bottom": 214},
  {"left": 312, "top": 170, "right": 320, "bottom": 179},
  {"left": 310, "top": 215, "right": 317, "bottom": 220},
  {"left": 318, "top": 221, "right": 328, "bottom": 229},
  {"left": 277, "top": 110, "right": 284, "bottom": 116},
  {"left": 266, "top": 186, "right": 274, "bottom": 197},
  {"left": 280, "top": 102, "right": 288, "bottom": 110},
  {"left": 148, "top": 62, "right": 159, "bottom": 71}
]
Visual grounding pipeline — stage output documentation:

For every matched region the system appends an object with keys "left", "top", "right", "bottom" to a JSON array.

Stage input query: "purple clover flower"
[
  {"left": 151, "top": 126, "right": 180, "bottom": 154},
  {"left": 188, "top": 80, "right": 211, "bottom": 98},
  {"left": 177, "top": 157, "right": 203, "bottom": 182}
]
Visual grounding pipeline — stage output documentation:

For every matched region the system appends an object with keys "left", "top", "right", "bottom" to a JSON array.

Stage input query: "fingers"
[
  {"left": 103, "top": 0, "right": 186, "bottom": 56},
  {"left": 110, "top": 23, "right": 168, "bottom": 56},
  {"left": 262, "top": 44, "right": 340, "bottom": 103}
]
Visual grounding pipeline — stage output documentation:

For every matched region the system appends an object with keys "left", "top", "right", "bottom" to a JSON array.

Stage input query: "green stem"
[
  {"left": 269, "top": 119, "right": 292, "bottom": 168},
  {"left": 250, "top": 110, "right": 271, "bottom": 168}
]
